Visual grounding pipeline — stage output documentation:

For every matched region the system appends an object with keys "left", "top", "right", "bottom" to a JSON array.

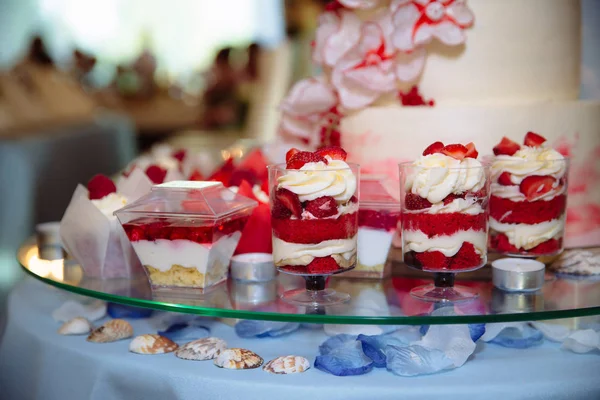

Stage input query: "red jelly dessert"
[
  {"left": 489, "top": 132, "right": 568, "bottom": 256},
  {"left": 401, "top": 142, "right": 489, "bottom": 272},
  {"left": 270, "top": 146, "right": 359, "bottom": 275}
]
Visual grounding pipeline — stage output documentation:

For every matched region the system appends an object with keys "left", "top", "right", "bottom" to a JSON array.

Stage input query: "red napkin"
[
  {"left": 238, "top": 149, "right": 269, "bottom": 186},
  {"left": 234, "top": 180, "right": 272, "bottom": 255},
  {"left": 209, "top": 157, "right": 235, "bottom": 186}
]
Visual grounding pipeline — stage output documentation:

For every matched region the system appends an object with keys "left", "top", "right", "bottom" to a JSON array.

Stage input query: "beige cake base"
[
  {"left": 343, "top": 261, "right": 391, "bottom": 279},
  {"left": 144, "top": 263, "right": 227, "bottom": 289}
]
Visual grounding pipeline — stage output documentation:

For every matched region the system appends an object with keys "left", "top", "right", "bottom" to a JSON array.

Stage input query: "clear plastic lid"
[
  {"left": 359, "top": 174, "right": 400, "bottom": 211},
  {"left": 115, "top": 181, "right": 258, "bottom": 220}
]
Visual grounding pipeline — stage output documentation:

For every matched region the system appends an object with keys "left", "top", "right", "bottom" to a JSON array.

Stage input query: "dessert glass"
[
  {"left": 115, "top": 181, "right": 257, "bottom": 291},
  {"left": 269, "top": 163, "right": 360, "bottom": 306},
  {"left": 489, "top": 158, "right": 569, "bottom": 257},
  {"left": 400, "top": 162, "right": 491, "bottom": 302}
]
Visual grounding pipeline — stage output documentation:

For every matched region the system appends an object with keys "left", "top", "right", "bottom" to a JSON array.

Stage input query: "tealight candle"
[
  {"left": 36, "top": 222, "right": 66, "bottom": 261},
  {"left": 230, "top": 253, "right": 276, "bottom": 282},
  {"left": 492, "top": 258, "right": 545, "bottom": 292}
]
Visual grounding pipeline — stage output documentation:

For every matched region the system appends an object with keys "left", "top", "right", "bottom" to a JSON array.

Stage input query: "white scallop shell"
[
  {"left": 214, "top": 348, "right": 263, "bottom": 369},
  {"left": 129, "top": 334, "right": 178, "bottom": 354},
  {"left": 58, "top": 317, "right": 93, "bottom": 335},
  {"left": 263, "top": 356, "right": 310, "bottom": 374},
  {"left": 175, "top": 337, "right": 227, "bottom": 361},
  {"left": 87, "top": 319, "right": 133, "bottom": 343}
]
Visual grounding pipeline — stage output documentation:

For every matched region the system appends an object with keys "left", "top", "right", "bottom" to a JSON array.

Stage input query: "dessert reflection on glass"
[
  {"left": 116, "top": 181, "right": 257, "bottom": 290},
  {"left": 489, "top": 132, "right": 568, "bottom": 257},
  {"left": 400, "top": 141, "right": 490, "bottom": 302},
  {"left": 270, "top": 146, "right": 359, "bottom": 306}
]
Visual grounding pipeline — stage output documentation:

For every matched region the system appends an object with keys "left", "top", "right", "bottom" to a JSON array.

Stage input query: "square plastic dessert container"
[
  {"left": 115, "top": 181, "right": 257, "bottom": 290},
  {"left": 348, "top": 176, "right": 400, "bottom": 279}
]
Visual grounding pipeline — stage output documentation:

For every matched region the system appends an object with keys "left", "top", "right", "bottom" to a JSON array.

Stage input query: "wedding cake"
[{"left": 278, "top": 0, "right": 600, "bottom": 248}]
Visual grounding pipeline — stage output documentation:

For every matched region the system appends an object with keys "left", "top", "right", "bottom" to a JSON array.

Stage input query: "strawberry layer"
[
  {"left": 358, "top": 209, "right": 400, "bottom": 231},
  {"left": 404, "top": 242, "right": 483, "bottom": 272},
  {"left": 402, "top": 212, "right": 487, "bottom": 237},
  {"left": 490, "top": 232, "right": 563, "bottom": 255},
  {"left": 489, "top": 194, "right": 566, "bottom": 224},
  {"left": 272, "top": 212, "right": 358, "bottom": 244}
]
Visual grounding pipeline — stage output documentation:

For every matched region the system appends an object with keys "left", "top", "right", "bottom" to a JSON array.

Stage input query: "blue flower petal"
[
  {"left": 315, "top": 341, "right": 374, "bottom": 376},
  {"left": 420, "top": 325, "right": 429, "bottom": 336},
  {"left": 107, "top": 303, "right": 152, "bottom": 319},
  {"left": 469, "top": 323, "right": 486, "bottom": 342},
  {"left": 357, "top": 330, "right": 419, "bottom": 368},
  {"left": 319, "top": 334, "right": 357, "bottom": 355},
  {"left": 158, "top": 323, "right": 210, "bottom": 342},
  {"left": 489, "top": 325, "right": 544, "bottom": 349},
  {"left": 235, "top": 320, "right": 299, "bottom": 338},
  {"left": 385, "top": 344, "right": 455, "bottom": 377}
]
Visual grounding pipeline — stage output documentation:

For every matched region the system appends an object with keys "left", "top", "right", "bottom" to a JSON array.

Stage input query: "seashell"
[
  {"left": 129, "top": 334, "right": 178, "bottom": 354},
  {"left": 175, "top": 337, "right": 227, "bottom": 361},
  {"left": 52, "top": 300, "right": 106, "bottom": 322},
  {"left": 214, "top": 348, "right": 263, "bottom": 370},
  {"left": 263, "top": 356, "right": 310, "bottom": 374},
  {"left": 58, "top": 317, "right": 93, "bottom": 335},
  {"left": 87, "top": 319, "right": 133, "bottom": 343}
]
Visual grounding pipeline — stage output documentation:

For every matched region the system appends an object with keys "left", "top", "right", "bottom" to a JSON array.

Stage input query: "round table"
[{"left": 1, "top": 278, "right": 599, "bottom": 400}]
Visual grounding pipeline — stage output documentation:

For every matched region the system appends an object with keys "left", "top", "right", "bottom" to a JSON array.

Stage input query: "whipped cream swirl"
[
  {"left": 92, "top": 193, "right": 128, "bottom": 218},
  {"left": 278, "top": 158, "right": 357, "bottom": 203},
  {"left": 408, "top": 154, "right": 486, "bottom": 204}
]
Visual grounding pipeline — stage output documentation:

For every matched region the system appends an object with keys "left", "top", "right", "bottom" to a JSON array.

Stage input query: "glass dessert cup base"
[
  {"left": 410, "top": 272, "right": 478, "bottom": 303},
  {"left": 279, "top": 275, "right": 351, "bottom": 307}
]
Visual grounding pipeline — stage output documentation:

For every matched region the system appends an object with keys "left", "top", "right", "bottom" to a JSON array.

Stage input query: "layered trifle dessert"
[
  {"left": 401, "top": 142, "right": 490, "bottom": 272},
  {"left": 270, "top": 146, "right": 359, "bottom": 275},
  {"left": 489, "top": 132, "right": 568, "bottom": 256},
  {"left": 116, "top": 181, "right": 257, "bottom": 289}
]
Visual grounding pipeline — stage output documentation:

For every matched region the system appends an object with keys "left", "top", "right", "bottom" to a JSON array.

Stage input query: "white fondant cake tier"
[{"left": 341, "top": 100, "right": 600, "bottom": 247}]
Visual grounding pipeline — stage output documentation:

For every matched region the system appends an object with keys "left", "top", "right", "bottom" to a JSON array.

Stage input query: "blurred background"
[{"left": 0, "top": 0, "right": 599, "bottom": 312}]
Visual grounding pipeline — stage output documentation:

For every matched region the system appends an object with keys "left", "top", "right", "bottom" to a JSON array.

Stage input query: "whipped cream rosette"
[
  {"left": 60, "top": 168, "right": 153, "bottom": 278},
  {"left": 125, "top": 144, "right": 185, "bottom": 184},
  {"left": 489, "top": 132, "right": 568, "bottom": 256}
]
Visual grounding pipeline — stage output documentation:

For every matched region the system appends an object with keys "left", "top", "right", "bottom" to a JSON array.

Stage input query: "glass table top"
[{"left": 18, "top": 240, "right": 600, "bottom": 325}]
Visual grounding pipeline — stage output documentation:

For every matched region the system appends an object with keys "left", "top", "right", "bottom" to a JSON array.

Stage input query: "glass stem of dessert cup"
[
  {"left": 410, "top": 272, "right": 478, "bottom": 303},
  {"left": 280, "top": 275, "right": 351, "bottom": 307}
]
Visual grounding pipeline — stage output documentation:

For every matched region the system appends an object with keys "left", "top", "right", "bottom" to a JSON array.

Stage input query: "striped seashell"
[
  {"left": 175, "top": 337, "right": 227, "bottom": 361},
  {"left": 58, "top": 317, "right": 93, "bottom": 335},
  {"left": 129, "top": 334, "right": 178, "bottom": 355},
  {"left": 263, "top": 355, "right": 310, "bottom": 374},
  {"left": 214, "top": 348, "right": 263, "bottom": 370},
  {"left": 87, "top": 319, "right": 133, "bottom": 343}
]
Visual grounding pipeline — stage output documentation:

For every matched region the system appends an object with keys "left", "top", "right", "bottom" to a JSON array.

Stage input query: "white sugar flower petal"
[
  {"left": 447, "top": 0, "right": 475, "bottom": 27},
  {"left": 432, "top": 20, "right": 466, "bottom": 46},
  {"left": 395, "top": 47, "right": 426, "bottom": 81}
]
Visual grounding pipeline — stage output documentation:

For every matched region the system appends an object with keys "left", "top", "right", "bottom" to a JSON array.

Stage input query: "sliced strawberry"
[
  {"left": 286, "top": 152, "right": 328, "bottom": 169},
  {"left": 442, "top": 193, "right": 464, "bottom": 205},
  {"left": 493, "top": 137, "right": 521, "bottom": 156},
  {"left": 497, "top": 172, "right": 513, "bottom": 186},
  {"left": 126, "top": 226, "right": 145, "bottom": 241},
  {"left": 275, "top": 188, "right": 302, "bottom": 218},
  {"left": 405, "top": 193, "right": 432, "bottom": 210},
  {"left": 415, "top": 250, "right": 451, "bottom": 270},
  {"left": 169, "top": 227, "right": 188, "bottom": 240},
  {"left": 87, "top": 174, "right": 117, "bottom": 200},
  {"left": 519, "top": 175, "right": 556, "bottom": 201},
  {"left": 524, "top": 131, "right": 547, "bottom": 147},
  {"left": 305, "top": 196, "right": 338, "bottom": 218},
  {"left": 285, "top": 148, "right": 301, "bottom": 162},
  {"left": 172, "top": 149, "right": 186, "bottom": 162},
  {"left": 188, "top": 169, "right": 204, "bottom": 181},
  {"left": 315, "top": 146, "right": 347, "bottom": 161},
  {"left": 422, "top": 141, "right": 444, "bottom": 156},
  {"left": 307, "top": 256, "right": 340, "bottom": 274},
  {"left": 465, "top": 142, "right": 479, "bottom": 159},
  {"left": 209, "top": 157, "right": 235, "bottom": 186},
  {"left": 441, "top": 144, "right": 468, "bottom": 160},
  {"left": 349, "top": 195, "right": 358, "bottom": 204},
  {"left": 145, "top": 165, "right": 167, "bottom": 184}
]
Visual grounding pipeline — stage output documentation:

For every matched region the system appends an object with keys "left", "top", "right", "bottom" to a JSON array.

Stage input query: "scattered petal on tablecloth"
[
  {"left": 415, "top": 323, "right": 476, "bottom": 367},
  {"left": 158, "top": 322, "right": 211, "bottom": 342},
  {"left": 562, "top": 330, "right": 600, "bottom": 354},
  {"left": 530, "top": 321, "right": 571, "bottom": 342},
  {"left": 484, "top": 323, "right": 544, "bottom": 349},
  {"left": 315, "top": 339, "right": 374, "bottom": 376},
  {"left": 52, "top": 300, "right": 106, "bottom": 322},
  {"left": 235, "top": 320, "right": 300, "bottom": 338},
  {"left": 357, "top": 328, "right": 421, "bottom": 368},
  {"left": 385, "top": 345, "right": 455, "bottom": 377},
  {"left": 319, "top": 334, "right": 357, "bottom": 355},
  {"left": 419, "top": 306, "right": 485, "bottom": 342},
  {"left": 107, "top": 303, "right": 153, "bottom": 319}
]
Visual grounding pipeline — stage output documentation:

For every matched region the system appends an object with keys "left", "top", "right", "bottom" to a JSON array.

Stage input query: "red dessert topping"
[
  {"left": 519, "top": 175, "right": 556, "bottom": 201},
  {"left": 422, "top": 141, "right": 444, "bottom": 156},
  {"left": 524, "top": 131, "right": 547, "bottom": 148},
  {"left": 315, "top": 146, "right": 347, "bottom": 161},
  {"left": 489, "top": 195, "right": 566, "bottom": 224},
  {"left": 286, "top": 148, "right": 301, "bottom": 162},
  {"left": 465, "top": 142, "right": 479, "bottom": 159},
  {"left": 441, "top": 144, "right": 468, "bottom": 160},
  {"left": 286, "top": 151, "right": 328, "bottom": 170},
  {"left": 272, "top": 212, "right": 358, "bottom": 244},
  {"left": 87, "top": 174, "right": 117, "bottom": 200},
  {"left": 172, "top": 149, "right": 186, "bottom": 162},
  {"left": 145, "top": 165, "right": 167, "bottom": 184},
  {"left": 275, "top": 188, "right": 302, "bottom": 218},
  {"left": 497, "top": 172, "right": 514, "bottom": 186},
  {"left": 493, "top": 137, "right": 521, "bottom": 156},
  {"left": 405, "top": 193, "right": 432, "bottom": 210},
  {"left": 305, "top": 196, "right": 338, "bottom": 218},
  {"left": 398, "top": 86, "right": 435, "bottom": 107}
]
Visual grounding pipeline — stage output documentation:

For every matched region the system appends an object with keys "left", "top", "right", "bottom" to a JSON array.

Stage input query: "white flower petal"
[
  {"left": 391, "top": 4, "right": 421, "bottom": 51},
  {"left": 339, "top": 0, "right": 382, "bottom": 9},
  {"left": 395, "top": 47, "right": 426, "bottom": 82},
  {"left": 324, "top": 11, "right": 363, "bottom": 67},
  {"left": 313, "top": 12, "right": 340, "bottom": 66},
  {"left": 280, "top": 77, "right": 337, "bottom": 117},
  {"left": 562, "top": 330, "right": 600, "bottom": 354},
  {"left": 447, "top": 0, "right": 475, "bottom": 27},
  {"left": 432, "top": 20, "right": 466, "bottom": 46}
]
